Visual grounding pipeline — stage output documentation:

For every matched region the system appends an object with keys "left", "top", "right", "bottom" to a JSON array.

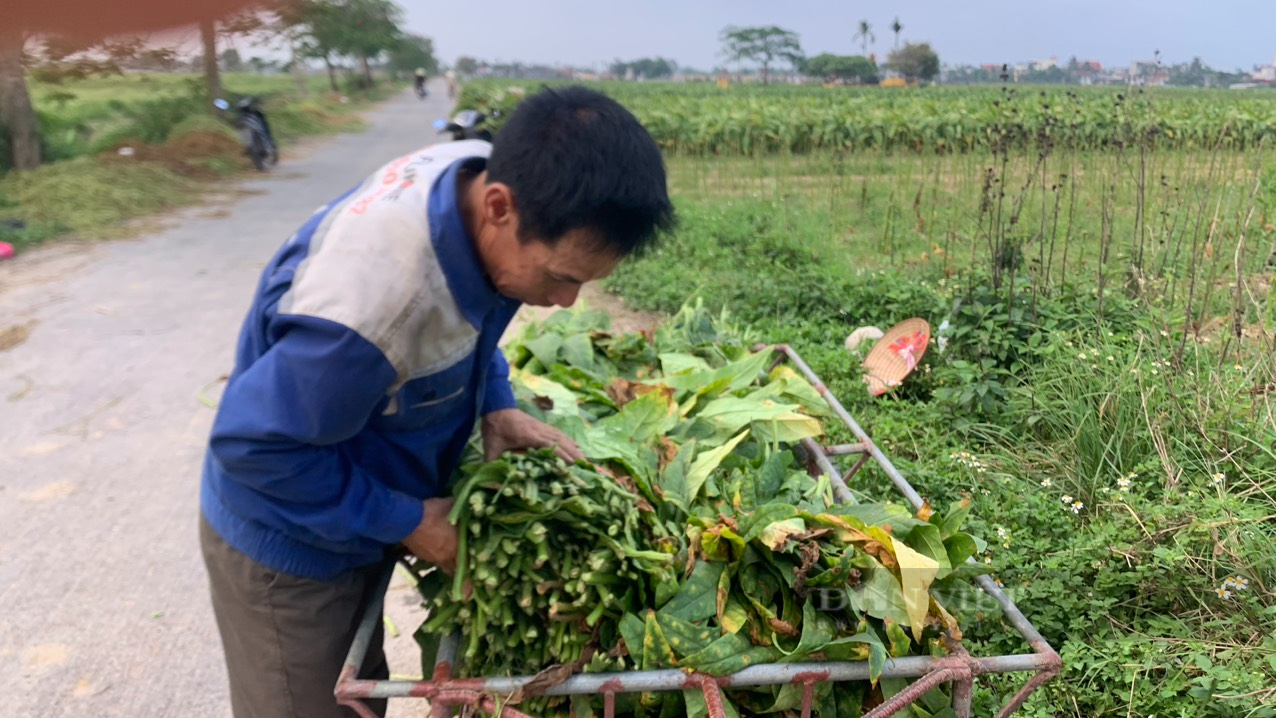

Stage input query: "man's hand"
[
  {"left": 481, "top": 408, "right": 585, "bottom": 463},
  {"left": 402, "top": 498, "right": 458, "bottom": 574}
]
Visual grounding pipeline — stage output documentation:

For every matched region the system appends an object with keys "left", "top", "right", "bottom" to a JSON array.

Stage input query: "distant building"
[
  {"left": 1253, "top": 55, "right": 1276, "bottom": 82},
  {"left": 1129, "top": 61, "right": 1169, "bottom": 86},
  {"left": 1071, "top": 60, "right": 1103, "bottom": 85},
  {"left": 1031, "top": 56, "right": 1058, "bottom": 71}
]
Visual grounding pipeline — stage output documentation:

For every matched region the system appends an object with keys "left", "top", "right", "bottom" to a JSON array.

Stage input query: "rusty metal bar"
[
  {"left": 995, "top": 665, "right": 1061, "bottom": 718},
  {"left": 949, "top": 643, "right": 975, "bottom": 718},
  {"left": 843, "top": 451, "right": 872, "bottom": 483},
  {"left": 429, "top": 632, "right": 458, "bottom": 717},
  {"left": 696, "top": 675, "right": 729, "bottom": 718},
  {"left": 335, "top": 561, "right": 396, "bottom": 717},
  {"left": 339, "top": 652, "right": 1056, "bottom": 699},
  {"left": 862, "top": 668, "right": 963, "bottom": 718},
  {"left": 799, "top": 680, "right": 816, "bottom": 718},
  {"left": 952, "top": 677, "right": 974, "bottom": 718}
]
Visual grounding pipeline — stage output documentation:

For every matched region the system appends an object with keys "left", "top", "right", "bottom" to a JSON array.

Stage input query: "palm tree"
[
  {"left": 891, "top": 17, "right": 903, "bottom": 50},
  {"left": 853, "top": 20, "right": 874, "bottom": 58}
]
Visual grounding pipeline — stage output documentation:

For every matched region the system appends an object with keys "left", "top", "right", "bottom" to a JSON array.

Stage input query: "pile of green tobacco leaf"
[{"left": 409, "top": 303, "right": 986, "bottom": 717}]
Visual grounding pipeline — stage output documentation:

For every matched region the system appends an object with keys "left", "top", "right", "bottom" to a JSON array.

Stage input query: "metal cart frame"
[{"left": 336, "top": 344, "right": 1061, "bottom": 717}]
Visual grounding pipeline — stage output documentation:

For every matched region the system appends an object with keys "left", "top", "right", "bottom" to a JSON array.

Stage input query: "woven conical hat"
[{"left": 862, "top": 318, "right": 931, "bottom": 396}]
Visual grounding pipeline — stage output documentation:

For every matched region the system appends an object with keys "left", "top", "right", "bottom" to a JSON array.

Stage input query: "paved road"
[{"left": 0, "top": 80, "right": 485, "bottom": 718}]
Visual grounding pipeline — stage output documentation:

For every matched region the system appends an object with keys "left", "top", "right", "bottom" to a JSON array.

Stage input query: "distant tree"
[
  {"left": 610, "top": 57, "right": 677, "bottom": 80},
  {"left": 455, "top": 55, "right": 478, "bottom": 76},
  {"left": 1021, "top": 65, "right": 1068, "bottom": 84},
  {"left": 199, "top": 16, "right": 222, "bottom": 104},
  {"left": 854, "top": 20, "right": 874, "bottom": 57},
  {"left": 803, "top": 53, "right": 877, "bottom": 84},
  {"left": 330, "top": 0, "right": 402, "bottom": 87},
  {"left": 140, "top": 47, "right": 180, "bottom": 71},
  {"left": 284, "top": 0, "right": 346, "bottom": 91},
  {"left": 29, "top": 36, "right": 130, "bottom": 82},
  {"left": 718, "top": 25, "right": 803, "bottom": 84},
  {"left": 386, "top": 33, "right": 437, "bottom": 79},
  {"left": 890, "top": 17, "right": 903, "bottom": 50},
  {"left": 220, "top": 47, "right": 244, "bottom": 72},
  {"left": 0, "top": 28, "right": 39, "bottom": 170},
  {"left": 886, "top": 42, "right": 939, "bottom": 83}
]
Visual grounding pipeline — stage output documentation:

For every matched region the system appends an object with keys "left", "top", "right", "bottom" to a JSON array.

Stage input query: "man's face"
[
  {"left": 485, "top": 226, "right": 622, "bottom": 307},
  {"left": 470, "top": 178, "right": 623, "bottom": 307}
]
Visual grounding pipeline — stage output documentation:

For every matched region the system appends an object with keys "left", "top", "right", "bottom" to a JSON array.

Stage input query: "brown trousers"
[{"left": 200, "top": 517, "right": 391, "bottom": 718}]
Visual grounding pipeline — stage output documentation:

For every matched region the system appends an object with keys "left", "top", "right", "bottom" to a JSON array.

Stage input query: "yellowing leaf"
[
  {"left": 890, "top": 536, "right": 940, "bottom": 642},
  {"left": 720, "top": 595, "right": 749, "bottom": 634},
  {"left": 751, "top": 411, "right": 823, "bottom": 444},
  {"left": 758, "top": 518, "right": 807, "bottom": 551}
]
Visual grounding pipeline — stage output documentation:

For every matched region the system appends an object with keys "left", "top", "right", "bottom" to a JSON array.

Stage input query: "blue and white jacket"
[{"left": 200, "top": 140, "right": 521, "bottom": 580}]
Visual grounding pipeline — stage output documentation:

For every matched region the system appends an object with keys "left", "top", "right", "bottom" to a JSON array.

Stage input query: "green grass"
[
  {"left": 0, "top": 157, "right": 199, "bottom": 248},
  {"left": 1, "top": 71, "right": 395, "bottom": 248},
  {"left": 604, "top": 149, "right": 1276, "bottom": 714}
]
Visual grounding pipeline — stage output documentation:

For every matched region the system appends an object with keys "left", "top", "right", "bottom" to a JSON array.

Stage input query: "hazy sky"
[{"left": 399, "top": 0, "right": 1276, "bottom": 72}]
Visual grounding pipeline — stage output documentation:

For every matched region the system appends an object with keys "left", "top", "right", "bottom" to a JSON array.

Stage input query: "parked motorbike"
[
  {"left": 432, "top": 109, "right": 498, "bottom": 142},
  {"left": 214, "top": 97, "right": 278, "bottom": 171}
]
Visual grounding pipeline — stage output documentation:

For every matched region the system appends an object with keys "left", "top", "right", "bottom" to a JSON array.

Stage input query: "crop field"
[{"left": 461, "top": 80, "right": 1276, "bottom": 716}]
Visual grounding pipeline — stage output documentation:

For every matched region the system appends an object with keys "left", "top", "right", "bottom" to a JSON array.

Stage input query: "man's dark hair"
[{"left": 487, "top": 85, "right": 674, "bottom": 256}]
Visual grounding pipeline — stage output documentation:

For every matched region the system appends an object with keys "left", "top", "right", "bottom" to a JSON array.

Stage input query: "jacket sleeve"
[
  {"left": 208, "top": 314, "right": 424, "bottom": 544},
  {"left": 480, "top": 348, "right": 518, "bottom": 415}
]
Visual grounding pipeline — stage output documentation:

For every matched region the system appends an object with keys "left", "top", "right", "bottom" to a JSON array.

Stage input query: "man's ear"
[{"left": 482, "top": 182, "right": 517, "bottom": 227}]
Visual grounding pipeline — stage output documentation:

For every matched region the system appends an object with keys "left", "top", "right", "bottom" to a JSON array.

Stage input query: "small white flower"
[
  {"left": 995, "top": 578, "right": 1005, "bottom": 588},
  {"left": 1100, "top": 486, "right": 1110, "bottom": 492},
  {"left": 1040, "top": 478, "right": 1052, "bottom": 487},
  {"left": 1232, "top": 577, "right": 1249, "bottom": 591},
  {"left": 1234, "top": 364, "right": 1244, "bottom": 372},
  {"left": 1117, "top": 477, "right": 1131, "bottom": 489},
  {"left": 1151, "top": 368, "right": 1159, "bottom": 375},
  {"left": 984, "top": 556, "right": 993, "bottom": 564},
  {"left": 1077, "top": 352, "right": 1088, "bottom": 360},
  {"left": 1070, "top": 501, "right": 1084, "bottom": 513},
  {"left": 1160, "top": 330, "right": 1169, "bottom": 337},
  {"left": 1107, "top": 355, "right": 1116, "bottom": 362},
  {"left": 1215, "top": 586, "right": 1232, "bottom": 600},
  {"left": 1212, "top": 472, "right": 1225, "bottom": 484},
  {"left": 1061, "top": 495, "right": 1073, "bottom": 503}
]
